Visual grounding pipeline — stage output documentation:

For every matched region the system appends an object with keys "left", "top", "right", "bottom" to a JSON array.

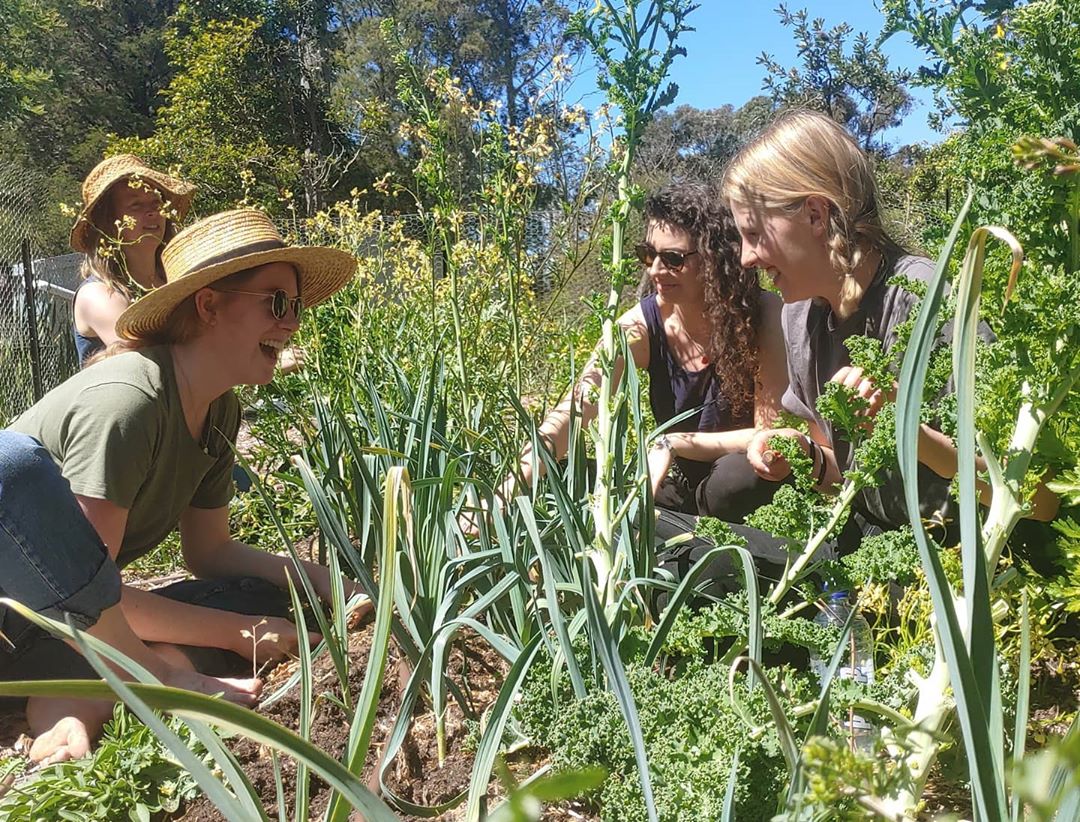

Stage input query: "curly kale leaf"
[
  {"left": 844, "top": 335, "right": 894, "bottom": 396},
  {"left": 772, "top": 433, "right": 815, "bottom": 493},
  {"left": 816, "top": 382, "right": 871, "bottom": 448},
  {"left": 845, "top": 400, "right": 899, "bottom": 489},
  {"left": 1046, "top": 515, "right": 1080, "bottom": 613},
  {"left": 517, "top": 656, "right": 790, "bottom": 821},
  {"left": 745, "top": 483, "right": 844, "bottom": 545},
  {"left": 694, "top": 517, "right": 749, "bottom": 548},
  {"left": 662, "top": 593, "right": 842, "bottom": 658},
  {"left": 821, "top": 526, "right": 925, "bottom": 589}
]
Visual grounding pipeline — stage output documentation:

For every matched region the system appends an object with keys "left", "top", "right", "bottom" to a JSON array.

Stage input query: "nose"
[
  {"left": 279, "top": 311, "right": 300, "bottom": 333},
  {"left": 648, "top": 255, "right": 667, "bottom": 277},
  {"left": 740, "top": 243, "right": 758, "bottom": 270}
]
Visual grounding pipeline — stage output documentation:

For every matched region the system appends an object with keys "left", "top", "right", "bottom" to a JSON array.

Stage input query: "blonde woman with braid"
[{"left": 722, "top": 109, "right": 1058, "bottom": 538}]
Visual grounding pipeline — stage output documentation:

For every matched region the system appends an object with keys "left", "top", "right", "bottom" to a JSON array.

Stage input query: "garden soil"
[
  {"left": 0, "top": 605, "right": 587, "bottom": 820},
  {"left": 173, "top": 623, "right": 515, "bottom": 821}
]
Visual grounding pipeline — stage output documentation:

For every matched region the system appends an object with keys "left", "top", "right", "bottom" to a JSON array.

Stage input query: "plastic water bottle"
[{"left": 808, "top": 590, "right": 876, "bottom": 751}]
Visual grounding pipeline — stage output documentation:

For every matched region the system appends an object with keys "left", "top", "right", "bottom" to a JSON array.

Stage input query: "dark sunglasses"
[
  {"left": 634, "top": 243, "right": 699, "bottom": 270},
  {"left": 216, "top": 288, "right": 303, "bottom": 321}
]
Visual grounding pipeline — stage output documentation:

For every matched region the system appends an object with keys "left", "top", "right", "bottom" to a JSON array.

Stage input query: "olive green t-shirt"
[{"left": 9, "top": 345, "right": 240, "bottom": 567}]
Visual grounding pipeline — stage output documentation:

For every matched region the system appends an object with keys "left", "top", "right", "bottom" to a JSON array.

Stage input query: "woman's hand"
[
  {"left": 747, "top": 427, "right": 809, "bottom": 481},
  {"left": 232, "top": 615, "right": 321, "bottom": 666},
  {"left": 278, "top": 346, "right": 306, "bottom": 375},
  {"left": 830, "top": 365, "right": 895, "bottom": 424},
  {"left": 647, "top": 436, "right": 676, "bottom": 497}
]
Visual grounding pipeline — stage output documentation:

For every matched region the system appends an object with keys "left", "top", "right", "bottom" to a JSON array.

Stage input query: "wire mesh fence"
[{"left": 1, "top": 165, "right": 81, "bottom": 423}]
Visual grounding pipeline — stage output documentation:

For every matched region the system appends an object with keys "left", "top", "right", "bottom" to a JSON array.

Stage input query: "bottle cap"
[{"left": 821, "top": 582, "right": 849, "bottom": 602}]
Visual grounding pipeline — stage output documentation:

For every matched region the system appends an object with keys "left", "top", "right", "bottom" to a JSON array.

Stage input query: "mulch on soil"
[{"left": 174, "top": 622, "right": 513, "bottom": 821}]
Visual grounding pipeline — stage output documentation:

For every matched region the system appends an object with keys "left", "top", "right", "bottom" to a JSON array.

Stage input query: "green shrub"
[{"left": 0, "top": 706, "right": 205, "bottom": 820}]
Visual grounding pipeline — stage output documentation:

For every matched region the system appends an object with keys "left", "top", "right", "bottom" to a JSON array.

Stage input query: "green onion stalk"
[{"left": 576, "top": 0, "right": 697, "bottom": 607}]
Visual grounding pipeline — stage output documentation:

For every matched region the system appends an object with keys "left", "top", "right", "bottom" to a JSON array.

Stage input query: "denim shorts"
[
  {"left": 0, "top": 430, "right": 296, "bottom": 694},
  {"left": 0, "top": 430, "right": 122, "bottom": 657}
]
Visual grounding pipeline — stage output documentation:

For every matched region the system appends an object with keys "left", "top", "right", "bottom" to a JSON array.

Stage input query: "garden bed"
[{"left": 173, "top": 623, "right": 510, "bottom": 821}]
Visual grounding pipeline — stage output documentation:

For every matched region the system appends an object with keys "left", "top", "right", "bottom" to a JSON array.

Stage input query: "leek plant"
[
  {"left": 883, "top": 165, "right": 1080, "bottom": 817},
  {"left": 571, "top": 0, "right": 696, "bottom": 607}
]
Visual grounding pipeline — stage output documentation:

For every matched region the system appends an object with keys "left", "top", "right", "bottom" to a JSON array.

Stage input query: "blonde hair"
[{"left": 722, "top": 109, "right": 900, "bottom": 318}]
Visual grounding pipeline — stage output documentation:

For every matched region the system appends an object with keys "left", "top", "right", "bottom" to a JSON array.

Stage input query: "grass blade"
[
  {"left": 1011, "top": 590, "right": 1032, "bottom": 822},
  {"left": 465, "top": 634, "right": 544, "bottom": 822},
  {"left": 581, "top": 567, "right": 658, "bottom": 822}
]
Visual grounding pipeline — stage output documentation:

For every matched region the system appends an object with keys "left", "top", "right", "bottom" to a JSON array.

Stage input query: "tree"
[
  {"left": 0, "top": 0, "right": 181, "bottom": 252},
  {"left": 110, "top": 15, "right": 304, "bottom": 216},
  {"left": 758, "top": 3, "right": 913, "bottom": 154},
  {"left": 337, "top": 0, "right": 582, "bottom": 128},
  {"left": 110, "top": 0, "right": 377, "bottom": 215},
  {"left": 634, "top": 98, "right": 771, "bottom": 187},
  {"left": 0, "top": 0, "right": 58, "bottom": 124}
]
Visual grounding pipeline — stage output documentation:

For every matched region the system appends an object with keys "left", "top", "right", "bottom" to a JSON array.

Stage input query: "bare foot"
[
  {"left": 164, "top": 666, "right": 262, "bottom": 707},
  {"left": 28, "top": 717, "right": 91, "bottom": 765},
  {"left": 347, "top": 595, "right": 375, "bottom": 630},
  {"left": 25, "top": 696, "right": 112, "bottom": 766}
]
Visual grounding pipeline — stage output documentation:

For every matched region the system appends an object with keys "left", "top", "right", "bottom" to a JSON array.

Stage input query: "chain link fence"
[{"left": 1, "top": 165, "right": 81, "bottom": 423}]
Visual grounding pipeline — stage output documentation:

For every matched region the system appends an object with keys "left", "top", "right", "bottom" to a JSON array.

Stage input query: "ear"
[
  {"left": 804, "top": 195, "right": 832, "bottom": 237},
  {"left": 193, "top": 287, "right": 220, "bottom": 326}
]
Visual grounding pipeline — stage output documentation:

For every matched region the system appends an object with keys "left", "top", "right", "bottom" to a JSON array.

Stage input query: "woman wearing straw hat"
[
  {"left": 1, "top": 208, "right": 363, "bottom": 765},
  {"left": 70, "top": 154, "right": 195, "bottom": 365}
]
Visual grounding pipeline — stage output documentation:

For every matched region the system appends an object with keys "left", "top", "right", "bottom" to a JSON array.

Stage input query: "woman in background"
[{"left": 70, "top": 154, "right": 195, "bottom": 365}]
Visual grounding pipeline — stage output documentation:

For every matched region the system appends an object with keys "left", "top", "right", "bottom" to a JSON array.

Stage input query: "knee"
[
  {"left": 696, "top": 452, "right": 779, "bottom": 520},
  {"left": 0, "top": 432, "right": 56, "bottom": 494}
]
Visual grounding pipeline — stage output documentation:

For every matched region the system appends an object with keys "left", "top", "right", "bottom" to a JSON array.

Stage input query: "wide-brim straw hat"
[
  {"left": 70, "top": 154, "right": 196, "bottom": 254},
  {"left": 115, "top": 208, "right": 357, "bottom": 340}
]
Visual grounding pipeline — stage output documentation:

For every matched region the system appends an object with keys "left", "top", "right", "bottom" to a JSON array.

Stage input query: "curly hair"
[{"left": 640, "top": 181, "right": 761, "bottom": 419}]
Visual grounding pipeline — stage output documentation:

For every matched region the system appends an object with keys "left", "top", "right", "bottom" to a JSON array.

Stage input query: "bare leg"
[
  {"left": 147, "top": 642, "right": 196, "bottom": 671},
  {"left": 22, "top": 603, "right": 262, "bottom": 766}
]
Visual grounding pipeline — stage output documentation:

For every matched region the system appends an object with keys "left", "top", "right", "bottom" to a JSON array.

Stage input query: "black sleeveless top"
[
  {"left": 72, "top": 276, "right": 107, "bottom": 366},
  {"left": 641, "top": 294, "right": 752, "bottom": 487}
]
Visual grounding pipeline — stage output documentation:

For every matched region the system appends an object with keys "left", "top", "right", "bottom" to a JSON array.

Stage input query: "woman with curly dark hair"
[{"left": 499, "top": 181, "right": 788, "bottom": 521}]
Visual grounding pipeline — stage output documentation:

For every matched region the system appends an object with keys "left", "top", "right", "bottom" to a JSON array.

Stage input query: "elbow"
[{"left": 1029, "top": 486, "right": 1061, "bottom": 523}]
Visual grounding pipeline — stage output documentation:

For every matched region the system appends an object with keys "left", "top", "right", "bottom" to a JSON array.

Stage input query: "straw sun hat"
[
  {"left": 115, "top": 209, "right": 357, "bottom": 340},
  {"left": 69, "top": 154, "right": 196, "bottom": 254}
]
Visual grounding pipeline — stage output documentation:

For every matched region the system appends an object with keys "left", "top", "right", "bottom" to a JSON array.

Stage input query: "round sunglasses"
[
  {"left": 215, "top": 288, "right": 303, "bottom": 321},
  {"left": 634, "top": 243, "right": 699, "bottom": 270}
]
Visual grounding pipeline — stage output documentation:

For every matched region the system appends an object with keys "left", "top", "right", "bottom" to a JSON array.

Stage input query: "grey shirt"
[{"left": 781, "top": 254, "right": 953, "bottom": 530}]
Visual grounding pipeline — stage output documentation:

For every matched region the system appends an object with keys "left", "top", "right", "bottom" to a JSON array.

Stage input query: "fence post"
[{"left": 21, "top": 237, "right": 43, "bottom": 402}]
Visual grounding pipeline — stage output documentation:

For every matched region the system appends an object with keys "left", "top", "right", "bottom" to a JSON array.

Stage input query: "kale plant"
[{"left": 516, "top": 651, "right": 790, "bottom": 821}]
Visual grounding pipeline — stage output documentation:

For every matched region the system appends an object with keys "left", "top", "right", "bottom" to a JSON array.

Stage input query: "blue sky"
[{"left": 575, "top": 1, "right": 942, "bottom": 147}]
